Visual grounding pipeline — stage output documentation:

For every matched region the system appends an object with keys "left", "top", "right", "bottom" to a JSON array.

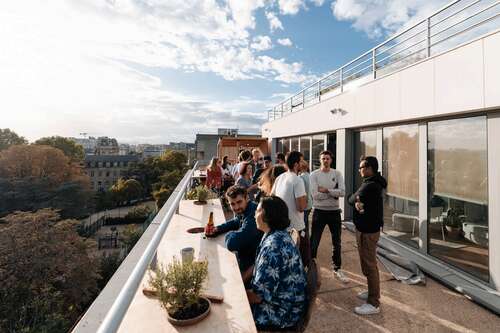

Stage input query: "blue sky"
[{"left": 0, "top": 0, "right": 448, "bottom": 144}]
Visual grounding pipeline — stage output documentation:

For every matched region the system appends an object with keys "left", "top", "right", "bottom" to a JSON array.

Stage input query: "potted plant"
[
  {"left": 149, "top": 257, "right": 210, "bottom": 326},
  {"left": 443, "top": 208, "right": 463, "bottom": 239}
]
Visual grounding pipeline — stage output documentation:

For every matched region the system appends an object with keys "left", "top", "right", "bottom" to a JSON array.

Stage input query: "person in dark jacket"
[
  {"left": 348, "top": 156, "right": 387, "bottom": 315},
  {"left": 206, "top": 185, "right": 263, "bottom": 272}
]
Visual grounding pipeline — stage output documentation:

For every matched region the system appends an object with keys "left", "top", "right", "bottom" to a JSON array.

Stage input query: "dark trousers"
[
  {"left": 356, "top": 231, "right": 380, "bottom": 307},
  {"left": 310, "top": 209, "right": 342, "bottom": 270},
  {"left": 304, "top": 209, "right": 311, "bottom": 232}
]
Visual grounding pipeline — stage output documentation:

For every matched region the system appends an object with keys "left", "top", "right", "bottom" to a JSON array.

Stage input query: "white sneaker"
[
  {"left": 354, "top": 303, "right": 380, "bottom": 315},
  {"left": 357, "top": 291, "right": 368, "bottom": 300},
  {"left": 334, "top": 269, "right": 349, "bottom": 283}
]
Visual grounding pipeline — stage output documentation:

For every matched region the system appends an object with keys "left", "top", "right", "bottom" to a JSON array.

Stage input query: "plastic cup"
[{"left": 181, "top": 247, "right": 194, "bottom": 263}]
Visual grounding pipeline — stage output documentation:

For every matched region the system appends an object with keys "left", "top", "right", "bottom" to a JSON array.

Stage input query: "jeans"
[
  {"left": 356, "top": 231, "right": 380, "bottom": 307},
  {"left": 310, "top": 209, "right": 342, "bottom": 270},
  {"left": 304, "top": 209, "right": 311, "bottom": 233}
]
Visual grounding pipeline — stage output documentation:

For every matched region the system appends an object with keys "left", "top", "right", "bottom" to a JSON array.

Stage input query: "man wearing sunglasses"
[{"left": 348, "top": 156, "right": 387, "bottom": 315}]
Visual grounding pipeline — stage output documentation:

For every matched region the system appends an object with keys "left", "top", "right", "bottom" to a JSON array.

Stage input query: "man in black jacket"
[
  {"left": 206, "top": 185, "right": 263, "bottom": 272},
  {"left": 348, "top": 156, "right": 387, "bottom": 315}
]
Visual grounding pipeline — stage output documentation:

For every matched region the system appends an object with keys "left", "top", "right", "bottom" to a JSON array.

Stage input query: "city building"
[
  {"left": 263, "top": 3, "right": 500, "bottom": 313},
  {"left": 95, "top": 137, "right": 119, "bottom": 155},
  {"left": 217, "top": 135, "right": 269, "bottom": 163},
  {"left": 195, "top": 129, "right": 262, "bottom": 165},
  {"left": 119, "top": 143, "right": 131, "bottom": 155},
  {"left": 84, "top": 155, "right": 139, "bottom": 191},
  {"left": 68, "top": 136, "right": 97, "bottom": 155}
]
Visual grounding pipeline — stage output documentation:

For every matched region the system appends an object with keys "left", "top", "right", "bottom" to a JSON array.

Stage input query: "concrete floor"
[{"left": 306, "top": 227, "right": 500, "bottom": 333}]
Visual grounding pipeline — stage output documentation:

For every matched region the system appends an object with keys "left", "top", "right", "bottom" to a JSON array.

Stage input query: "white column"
[
  {"left": 336, "top": 129, "right": 353, "bottom": 221},
  {"left": 418, "top": 123, "right": 428, "bottom": 253},
  {"left": 487, "top": 113, "right": 500, "bottom": 290},
  {"left": 376, "top": 128, "right": 383, "bottom": 173}
]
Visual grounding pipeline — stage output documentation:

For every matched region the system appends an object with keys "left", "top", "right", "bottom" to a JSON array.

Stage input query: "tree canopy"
[
  {"left": 0, "top": 145, "right": 92, "bottom": 218},
  {"left": 0, "top": 128, "right": 27, "bottom": 151},
  {"left": 0, "top": 209, "right": 100, "bottom": 333},
  {"left": 34, "top": 136, "right": 85, "bottom": 161}
]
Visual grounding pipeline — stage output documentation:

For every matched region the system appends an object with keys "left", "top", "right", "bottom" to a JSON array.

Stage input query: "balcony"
[{"left": 268, "top": 0, "right": 500, "bottom": 122}]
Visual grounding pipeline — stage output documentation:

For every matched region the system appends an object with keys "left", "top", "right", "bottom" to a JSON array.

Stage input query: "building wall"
[
  {"left": 263, "top": 29, "right": 500, "bottom": 139},
  {"left": 264, "top": 29, "right": 500, "bottom": 291}
]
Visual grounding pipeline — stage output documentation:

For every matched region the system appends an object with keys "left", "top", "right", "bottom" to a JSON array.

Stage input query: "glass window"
[
  {"left": 277, "top": 139, "right": 283, "bottom": 154},
  {"left": 299, "top": 137, "right": 311, "bottom": 164},
  {"left": 428, "top": 116, "right": 488, "bottom": 281},
  {"left": 291, "top": 137, "right": 299, "bottom": 151},
  {"left": 383, "top": 124, "right": 419, "bottom": 248},
  {"left": 353, "top": 130, "right": 377, "bottom": 190},
  {"left": 311, "top": 134, "right": 325, "bottom": 171},
  {"left": 282, "top": 139, "right": 290, "bottom": 154},
  {"left": 327, "top": 133, "right": 337, "bottom": 169}
]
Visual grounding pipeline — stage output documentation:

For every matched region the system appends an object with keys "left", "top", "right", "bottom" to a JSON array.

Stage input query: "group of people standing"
[{"left": 203, "top": 148, "right": 387, "bottom": 330}]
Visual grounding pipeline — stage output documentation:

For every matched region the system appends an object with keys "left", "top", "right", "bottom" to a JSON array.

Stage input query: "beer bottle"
[{"left": 205, "top": 211, "right": 214, "bottom": 236}]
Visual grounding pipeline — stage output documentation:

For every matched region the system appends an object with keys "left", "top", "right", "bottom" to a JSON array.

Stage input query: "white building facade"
[{"left": 263, "top": 1, "right": 500, "bottom": 313}]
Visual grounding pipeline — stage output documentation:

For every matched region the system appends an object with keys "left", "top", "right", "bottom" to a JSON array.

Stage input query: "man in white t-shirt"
[{"left": 271, "top": 151, "right": 309, "bottom": 266}]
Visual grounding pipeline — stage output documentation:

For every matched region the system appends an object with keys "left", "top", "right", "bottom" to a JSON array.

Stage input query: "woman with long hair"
[
  {"left": 206, "top": 156, "right": 223, "bottom": 193},
  {"left": 255, "top": 165, "right": 286, "bottom": 202}
]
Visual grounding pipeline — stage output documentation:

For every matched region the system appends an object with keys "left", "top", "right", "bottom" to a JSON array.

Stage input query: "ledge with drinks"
[{"left": 116, "top": 198, "right": 257, "bottom": 333}]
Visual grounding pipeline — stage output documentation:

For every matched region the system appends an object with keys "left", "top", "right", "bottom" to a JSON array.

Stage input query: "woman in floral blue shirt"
[{"left": 246, "top": 196, "right": 307, "bottom": 330}]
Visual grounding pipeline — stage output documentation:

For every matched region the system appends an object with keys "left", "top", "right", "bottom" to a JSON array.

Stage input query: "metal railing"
[
  {"left": 72, "top": 162, "right": 198, "bottom": 333},
  {"left": 268, "top": 0, "right": 500, "bottom": 121}
]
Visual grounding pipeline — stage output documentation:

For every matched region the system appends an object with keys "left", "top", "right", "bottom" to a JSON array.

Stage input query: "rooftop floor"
[{"left": 307, "top": 227, "right": 500, "bottom": 333}]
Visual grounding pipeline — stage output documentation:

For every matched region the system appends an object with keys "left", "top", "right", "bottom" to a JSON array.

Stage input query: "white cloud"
[
  {"left": 277, "top": 38, "right": 293, "bottom": 47},
  {"left": 310, "top": 0, "right": 325, "bottom": 6},
  {"left": 331, "top": 0, "right": 449, "bottom": 38},
  {"left": 266, "top": 11, "right": 284, "bottom": 32},
  {"left": 278, "top": 0, "right": 305, "bottom": 15},
  {"left": 251, "top": 35, "right": 273, "bottom": 51},
  {"left": 0, "top": 1, "right": 315, "bottom": 143}
]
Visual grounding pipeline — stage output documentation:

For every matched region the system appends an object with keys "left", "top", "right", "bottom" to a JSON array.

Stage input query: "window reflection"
[
  {"left": 353, "top": 130, "right": 377, "bottom": 190},
  {"left": 382, "top": 124, "right": 419, "bottom": 248},
  {"left": 428, "top": 116, "right": 489, "bottom": 281},
  {"left": 311, "top": 135, "right": 325, "bottom": 170}
]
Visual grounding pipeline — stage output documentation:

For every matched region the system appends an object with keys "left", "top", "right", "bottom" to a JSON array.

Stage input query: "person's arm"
[
  {"left": 310, "top": 172, "right": 329, "bottom": 200},
  {"left": 242, "top": 264, "right": 254, "bottom": 284},
  {"left": 295, "top": 195, "right": 307, "bottom": 212},
  {"left": 250, "top": 244, "right": 281, "bottom": 304},
  {"left": 294, "top": 177, "right": 307, "bottom": 212},
  {"left": 246, "top": 289, "right": 262, "bottom": 304},
  {"left": 215, "top": 216, "right": 240, "bottom": 234},
  {"left": 225, "top": 215, "right": 260, "bottom": 252},
  {"left": 328, "top": 171, "right": 346, "bottom": 198}
]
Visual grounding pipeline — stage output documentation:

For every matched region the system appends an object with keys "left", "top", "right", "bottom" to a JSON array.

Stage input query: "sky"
[{"left": 0, "top": 0, "right": 449, "bottom": 144}]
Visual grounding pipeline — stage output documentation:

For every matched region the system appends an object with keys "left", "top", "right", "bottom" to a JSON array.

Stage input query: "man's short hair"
[
  {"left": 276, "top": 152, "right": 285, "bottom": 162},
  {"left": 320, "top": 150, "right": 333, "bottom": 158},
  {"left": 226, "top": 185, "right": 248, "bottom": 199},
  {"left": 286, "top": 151, "right": 303, "bottom": 170},
  {"left": 259, "top": 196, "right": 290, "bottom": 231},
  {"left": 361, "top": 155, "right": 379, "bottom": 172},
  {"left": 263, "top": 155, "right": 272, "bottom": 162}
]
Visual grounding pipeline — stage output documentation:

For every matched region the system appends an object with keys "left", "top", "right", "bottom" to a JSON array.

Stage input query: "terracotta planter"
[{"left": 167, "top": 297, "right": 211, "bottom": 326}]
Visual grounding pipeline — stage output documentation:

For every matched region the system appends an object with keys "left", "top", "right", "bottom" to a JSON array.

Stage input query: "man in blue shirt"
[{"left": 206, "top": 185, "right": 263, "bottom": 272}]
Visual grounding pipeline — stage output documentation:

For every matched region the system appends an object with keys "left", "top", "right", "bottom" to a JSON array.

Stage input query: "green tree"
[
  {"left": 0, "top": 145, "right": 92, "bottom": 218},
  {"left": 121, "top": 224, "right": 143, "bottom": 252},
  {"left": 0, "top": 209, "right": 100, "bottom": 333},
  {"left": 109, "top": 178, "right": 143, "bottom": 206},
  {"left": 34, "top": 136, "right": 85, "bottom": 161},
  {"left": 0, "top": 128, "right": 27, "bottom": 151},
  {"left": 152, "top": 187, "right": 171, "bottom": 210}
]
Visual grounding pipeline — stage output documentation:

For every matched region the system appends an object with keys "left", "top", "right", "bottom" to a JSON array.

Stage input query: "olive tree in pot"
[{"left": 149, "top": 257, "right": 210, "bottom": 326}]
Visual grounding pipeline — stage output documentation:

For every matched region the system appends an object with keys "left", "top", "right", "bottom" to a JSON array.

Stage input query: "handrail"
[
  {"left": 72, "top": 162, "right": 199, "bottom": 333},
  {"left": 268, "top": 0, "right": 500, "bottom": 121}
]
